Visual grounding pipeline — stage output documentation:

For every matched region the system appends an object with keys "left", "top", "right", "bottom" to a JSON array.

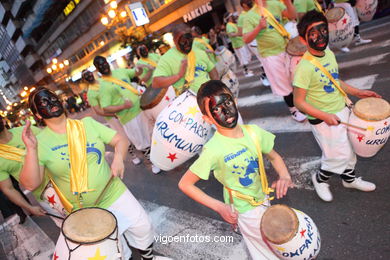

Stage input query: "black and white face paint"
[
  {"left": 138, "top": 46, "right": 149, "bottom": 58},
  {"left": 82, "top": 70, "right": 95, "bottom": 83},
  {"left": 306, "top": 22, "right": 329, "bottom": 52},
  {"left": 33, "top": 90, "right": 64, "bottom": 119},
  {"left": 208, "top": 93, "right": 238, "bottom": 129},
  {"left": 177, "top": 33, "right": 193, "bottom": 54},
  {"left": 94, "top": 57, "right": 111, "bottom": 75}
]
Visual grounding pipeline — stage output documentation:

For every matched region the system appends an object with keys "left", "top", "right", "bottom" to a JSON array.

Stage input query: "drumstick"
[
  {"left": 230, "top": 204, "right": 239, "bottom": 232},
  {"left": 45, "top": 212, "right": 65, "bottom": 220},
  {"left": 94, "top": 176, "right": 114, "bottom": 206},
  {"left": 338, "top": 121, "right": 374, "bottom": 131}
]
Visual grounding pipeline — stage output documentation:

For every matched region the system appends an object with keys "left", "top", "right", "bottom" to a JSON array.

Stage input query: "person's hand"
[
  {"left": 323, "top": 113, "right": 340, "bottom": 126},
  {"left": 110, "top": 156, "right": 124, "bottom": 179},
  {"left": 355, "top": 90, "right": 382, "bottom": 99},
  {"left": 178, "top": 59, "right": 188, "bottom": 77},
  {"left": 217, "top": 203, "right": 238, "bottom": 225},
  {"left": 271, "top": 176, "right": 294, "bottom": 199},
  {"left": 22, "top": 120, "right": 37, "bottom": 150},
  {"left": 122, "top": 99, "right": 133, "bottom": 109},
  {"left": 28, "top": 205, "right": 46, "bottom": 216},
  {"left": 258, "top": 17, "right": 267, "bottom": 31}
]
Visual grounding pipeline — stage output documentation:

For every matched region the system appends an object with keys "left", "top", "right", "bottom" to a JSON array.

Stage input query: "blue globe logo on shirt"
[
  {"left": 232, "top": 157, "right": 259, "bottom": 187},
  {"left": 318, "top": 65, "right": 339, "bottom": 93},
  {"left": 57, "top": 142, "right": 102, "bottom": 166},
  {"left": 194, "top": 64, "right": 206, "bottom": 78}
]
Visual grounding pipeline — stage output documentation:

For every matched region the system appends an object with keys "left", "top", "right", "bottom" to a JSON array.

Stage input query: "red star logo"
[
  {"left": 165, "top": 96, "right": 170, "bottom": 101},
  {"left": 167, "top": 153, "right": 178, "bottom": 162},
  {"left": 385, "top": 121, "right": 388, "bottom": 126},
  {"left": 342, "top": 18, "right": 347, "bottom": 24},
  {"left": 53, "top": 252, "right": 59, "bottom": 260},
  {"left": 47, "top": 195, "right": 56, "bottom": 205},
  {"left": 139, "top": 89, "right": 144, "bottom": 94},
  {"left": 357, "top": 135, "right": 364, "bottom": 142},
  {"left": 300, "top": 229, "right": 306, "bottom": 238}
]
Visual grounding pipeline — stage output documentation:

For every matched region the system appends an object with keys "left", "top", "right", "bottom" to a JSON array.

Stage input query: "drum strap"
[
  {"left": 257, "top": 5, "right": 290, "bottom": 40},
  {"left": 302, "top": 52, "right": 353, "bottom": 108},
  {"left": 182, "top": 50, "right": 196, "bottom": 94},
  {"left": 194, "top": 38, "right": 214, "bottom": 52},
  {"left": 140, "top": 57, "right": 158, "bottom": 68},
  {"left": 314, "top": 0, "right": 325, "bottom": 14},
  {"left": 0, "top": 144, "right": 24, "bottom": 162},
  {"left": 225, "top": 186, "right": 267, "bottom": 206},
  {"left": 101, "top": 76, "right": 140, "bottom": 95},
  {"left": 45, "top": 174, "right": 74, "bottom": 213},
  {"left": 88, "top": 83, "right": 100, "bottom": 91}
]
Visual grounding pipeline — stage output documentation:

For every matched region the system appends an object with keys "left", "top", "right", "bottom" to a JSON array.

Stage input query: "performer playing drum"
[{"left": 325, "top": 7, "right": 354, "bottom": 50}]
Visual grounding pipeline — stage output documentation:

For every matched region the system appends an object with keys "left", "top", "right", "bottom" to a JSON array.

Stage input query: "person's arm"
[
  {"left": 178, "top": 170, "right": 238, "bottom": 224},
  {"left": 103, "top": 100, "right": 132, "bottom": 114},
  {"left": 266, "top": 149, "right": 293, "bottom": 199},
  {"left": 243, "top": 17, "right": 267, "bottom": 44},
  {"left": 91, "top": 105, "right": 117, "bottom": 117},
  {"left": 340, "top": 80, "right": 382, "bottom": 99},
  {"left": 281, "top": 0, "right": 297, "bottom": 20},
  {"left": 209, "top": 67, "right": 219, "bottom": 80},
  {"left": 152, "top": 59, "right": 187, "bottom": 88},
  {"left": 0, "top": 178, "right": 46, "bottom": 216},
  {"left": 108, "top": 133, "right": 129, "bottom": 179},
  {"left": 20, "top": 120, "right": 45, "bottom": 190},
  {"left": 138, "top": 64, "right": 154, "bottom": 85}
]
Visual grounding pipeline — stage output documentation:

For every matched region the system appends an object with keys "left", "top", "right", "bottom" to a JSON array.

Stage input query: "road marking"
[
  {"left": 339, "top": 52, "right": 390, "bottom": 68},
  {"left": 345, "top": 74, "right": 378, "bottom": 90},
  {"left": 247, "top": 117, "right": 312, "bottom": 133},
  {"left": 238, "top": 93, "right": 283, "bottom": 107}
]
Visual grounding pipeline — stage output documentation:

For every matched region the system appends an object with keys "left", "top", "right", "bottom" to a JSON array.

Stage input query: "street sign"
[{"left": 129, "top": 2, "right": 149, "bottom": 27}]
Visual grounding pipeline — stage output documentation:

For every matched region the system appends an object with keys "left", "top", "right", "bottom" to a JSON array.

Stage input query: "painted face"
[
  {"left": 94, "top": 57, "right": 111, "bottom": 75},
  {"left": 306, "top": 22, "right": 329, "bottom": 51},
  {"left": 177, "top": 32, "right": 193, "bottom": 54},
  {"left": 33, "top": 90, "right": 64, "bottom": 119},
  {"left": 208, "top": 93, "right": 238, "bottom": 129},
  {"left": 138, "top": 46, "right": 149, "bottom": 58},
  {"left": 82, "top": 71, "right": 94, "bottom": 83}
]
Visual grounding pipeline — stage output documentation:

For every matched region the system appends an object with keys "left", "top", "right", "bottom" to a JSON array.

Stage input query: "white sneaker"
[
  {"left": 152, "top": 165, "right": 161, "bottom": 174},
  {"left": 354, "top": 35, "right": 372, "bottom": 46},
  {"left": 244, "top": 70, "right": 254, "bottom": 77},
  {"left": 342, "top": 177, "right": 376, "bottom": 192},
  {"left": 312, "top": 173, "right": 333, "bottom": 202},
  {"left": 132, "top": 157, "right": 142, "bottom": 165},
  {"left": 289, "top": 107, "right": 306, "bottom": 122},
  {"left": 340, "top": 47, "right": 350, "bottom": 53},
  {"left": 261, "top": 75, "right": 270, "bottom": 86}
]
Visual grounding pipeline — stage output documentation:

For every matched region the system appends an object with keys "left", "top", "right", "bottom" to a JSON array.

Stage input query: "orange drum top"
[
  {"left": 353, "top": 97, "right": 390, "bottom": 121},
  {"left": 140, "top": 86, "right": 169, "bottom": 110},
  {"left": 286, "top": 37, "right": 307, "bottom": 56},
  {"left": 260, "top": 204, "right": 299, "bottom": 245},
  {"left": 326, "top": 7, "right": 345, "bottom": 23},
  {"left": 62, "top": 208, "right": 117, "bottom": 243}
]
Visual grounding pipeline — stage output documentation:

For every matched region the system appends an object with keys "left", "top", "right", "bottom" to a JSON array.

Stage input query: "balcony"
[
  {"left": 0, "top": 2, "right": 10, "bottom": 24},
  {"left": 25, "top": 53, "right": 41, "bottom": 68},
  {"left": 15, "top": 36, "right": 32, "bottom": 54},
  {"left": 33, "top": 70, "right": 44, "bottom": 83},
  {"left": 11, "top": 0, "right": 26, "bottom": 18},
  {"left": 10, "top": 74, "right": 18, "bottom": 84},
  {"left": 6, "top": 19, "right": 21, "bottom": 40}
]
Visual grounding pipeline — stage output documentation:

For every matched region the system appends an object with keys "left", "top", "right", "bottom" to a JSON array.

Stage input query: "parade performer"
[
  {"left": 0, "top": 117, "right": 46, "bottom": 219},
  {"left": 136, "top": 45, "right": 160, "bottom": 87},
  {"left": 294, "top": 10, "right": 380, "bottom": 202},
  {"left": 152, "top": 23, "right": 219, "bottom": 95},
  {"left": 294, "top": 0, "right": 325, "bottom": 20},
  {"left": 225, "top": 12, "right": 254, "bottom": 77},
  {"left": 191, "top": 26, "right": 217, "bottom": 64},
  {"left": 19, "top": 87, "right": 168, "bottom": 260},
  {"left": 242, "top": 0, "right": 307, "bottom": 122},
  {"left": 93, "top": 55, "right": 160, "bottom": 174},
  {"left": 179, "top": 80, "right": 293, "bottom": 260}
]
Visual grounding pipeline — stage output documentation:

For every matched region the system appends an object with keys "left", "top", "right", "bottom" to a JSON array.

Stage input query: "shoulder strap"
[
  {"left": 182, "top": 50, "right": 196, "bottom": 94},
  {"left": 257, "top": 5, "right": 290, "bottom": 40},
  {"left": 195, "top": 38, "right": 214, "bottom": 52},
  {"left": 102, "top": 75, "right": 140, "bottom": 95},
  {"left": 0, "top": 144, "right": 24, "bottom": 162},
  {"left": 140, "top": 57, "right": 158, "bottom": 68}
]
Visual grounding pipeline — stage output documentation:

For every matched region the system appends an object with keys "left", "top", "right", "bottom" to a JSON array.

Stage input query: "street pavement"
[{"left": 1, "top": 15, "right": 389, "bottom": 260}]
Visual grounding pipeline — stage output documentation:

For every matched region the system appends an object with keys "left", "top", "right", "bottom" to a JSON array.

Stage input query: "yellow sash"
[
  {"left": 46, "top": 174, "right": 74, "bottom": 213},
  {"left": 88, "top": 83, "right": 100, "bottom": 91},
  {"left": 302, "top": 52, "right": 353, "bottom": 107},
  {"left": 314, "top": 0, "right": 324, "bottom": 14},
  {"left": 140, "top": 57, "right": 157, "bottom": 68},
  {"left": 0, "top": 144, "right": 24, "bottom": 162},
  {"left": 181, "top": 50, "right": 196, "bottom": 94},
  {"left": 101, "top": 75, "right": 140, "bottom": 95},
  {"left": 194, "top": 38, "right": 214, "bottom": 52},
  {"left": 257, "top": 5, "right": 290, "bottom": 40}
]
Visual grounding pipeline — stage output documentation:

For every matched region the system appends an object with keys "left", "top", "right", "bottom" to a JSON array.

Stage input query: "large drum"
[
  {"left": 326, "top": 7, "right": 354, "bottom": 49},
  {"left": 284, "top": 21, "right": 299, "bottom": 39},
  {"left": 348, "top": 97, "right": 390, "bottom": 157},
  {"left": 140, "top": 86, "right": 176, "bottom": 121},
  {"left": 54, "top": 208, "right": 121, "bottom": 260},
  {"left": 40, "top": 181, "right": 68, "bottom": 219},
  {"left": 356, "top": 0, "right": 378, "bottom": 22},
  {"left": 150, "top": 91, "right": 212, "bottom": 171},
  {"left": 261, "top": 204, "right": 321, "bottom": 260},
  {"left": 221, "top": 69, "right": 240, "bottom": 99},
  {"left": 286, "top": 36, "right": 307, "bottom": 82},
  {"left": 215, "top": 46, "right": 236, "bottom": 75}
]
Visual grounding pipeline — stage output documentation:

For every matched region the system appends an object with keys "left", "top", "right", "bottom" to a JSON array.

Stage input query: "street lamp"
[{"left": 100, "top": 0, "right": 131, "bottom": 29}]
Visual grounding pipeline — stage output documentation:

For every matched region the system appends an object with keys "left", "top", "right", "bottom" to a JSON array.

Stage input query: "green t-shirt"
[
  {"left": 237, "top": 11, "right": 247, "bottom": 29},
  {"left": 243, "top": 2, "right": 287, "bottom": 57},
  {"left": 334, "top": 0, "right": 349, "bottom": 3},
  {"left": 293, "top": 49, "right": 345, "bottom": 119},
  {"left": 137, "top": 53, "right": 160, "bottom": 87},
  {"left": 36, "top": 117, "right": 126, "bottom": 210},
  {"left": 99, "top": 68, "right": 141, "bottom": 124},
  {"left": 0, "top": 126, "right": 48, "bottom": 201},
  {"left": 87, "top": 86, "right": 112, "bottom": 121},
  {"left": 190, "top": 125, "right": 275, "bottom": 214},
  {"left": 294, "top": 0, "right": 316, "bottom": 14},
  {"left": 192, "top": 38, "right": 217, "bottom": 64},
  {"left": 153, "top": 47, "right": 215, "bottom": 94},
  {"left": 226, "top": 22, "right": 245, "bottom": 49}
]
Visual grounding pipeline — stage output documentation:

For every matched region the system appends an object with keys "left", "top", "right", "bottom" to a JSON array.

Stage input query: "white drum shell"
[
  {"left": 221, "top": 69, "right": 240, "bottom": 98},
  {"left": 348, "top": 112, "right": 389, "bottom": 157},
  {"left": 150, "top": 91, "right": 212, "bottom": 171},
  {"left": 143, "top": 86, "right": 176, "bottom": 122},
  {"left": 356, "top": 0, "right": 378, "bottom": 22},
  {"left": 328, "top": 9, "right": 354, "bottom": 49},
  {"left": 215, "top": 46, "right": 236, "bottom": 74},
  {"left": 265, "top": 209, "right": 321, "bottom": 260},
  {"left": 41, "top": 184, "right": 68, "bottom": 219},
  {"left": 286, "top": 55, "right": 303, "bottom": 83}
]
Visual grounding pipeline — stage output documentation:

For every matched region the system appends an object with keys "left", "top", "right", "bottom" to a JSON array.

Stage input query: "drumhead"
[
  {"left": 62, "top": 208, "right": 117, "bottom": 244},
  {"left": 353, "top": 97, "right": 390, "bottom": 121},
  {"left": 140, "top": 86, "right": 168, "bottom": 110},
  {"left": 260, "top": 204, "right": 298, "bottom": 245},
  {"left": 326, "top": 7, "right": 345, "bottom": 23},
  {"left": 286, "top": 37, "right": 307, "bottom": 56}
]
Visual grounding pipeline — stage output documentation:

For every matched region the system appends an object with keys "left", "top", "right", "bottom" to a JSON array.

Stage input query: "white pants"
[
  {"left": 235, "top": 45, "right": 252, "bottom": 66},
  {"left": 238, "top": 204, "right": 279, "bottom": 260},
  {"left": 310, "top": 107, "right": 357, "bottom": 174},
  {"left": 107, "top": 116, "right": 128, "bottom": 138},
  {"left": 260, "top": 52, "right": 293, "bottom": 96},
  {"left": 247, "top": 41, "right": 262, "bottom": 62},
  {"left": 334, "top": 3, "right": 360, "bottom": 27},
  {"left": 123, "top": 112, "right": 152, "bottom": 151}
]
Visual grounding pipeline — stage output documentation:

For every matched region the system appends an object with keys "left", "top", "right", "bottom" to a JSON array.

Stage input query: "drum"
[
  {"left": 286, "top": 36, "right": 307, "bottom": 82},
  {"left": 40, "top": 181, "right": 68, "bottom": 219},
  {"left": 150, "top": 91, "right": 212, "bottom": 171},
  {"left": 284, "top": 21, "right": 299, "bottom": 39},
  {"left": 54, "top": 208, "right": 121, "bottom": 260},
  {"left": 356, "top": 0, "right": 378, "bottom": 22},
  {"left": 261, "top": 204, "right": 321, "bottom": 260},
  {"left": 221, "top": 69, "right": 240, "bottom": 98},
  {"left": 348, "top": 97, "right": 390, "bottom": 157},
  {"left": 215, "top": 46, "right": 236, "bottom": 75},
  {"left": 326, "top": 7, "right": 354, "bottom": 49},
  {"left": 140, "top": 86, "right": 176, "bottom": 121}
]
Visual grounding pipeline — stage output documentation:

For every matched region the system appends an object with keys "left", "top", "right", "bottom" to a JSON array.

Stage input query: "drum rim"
[
  {"left": 286, "top": 37, "right": 307, "bottom": 56},
  {"left": 260, "top": 204, "right": 299, "bottom": 245},
  {"left": 325, "top": 7, "right": 346, "bottom": 23},
  {"left": 353, "top": 98, "right": 390, "bottom": 121},
  {"left": 61, "top": 207, "right": 118, "bottom": 244},
  {"left": 140, "top": 86, "right": 169, "bottom": 110}
]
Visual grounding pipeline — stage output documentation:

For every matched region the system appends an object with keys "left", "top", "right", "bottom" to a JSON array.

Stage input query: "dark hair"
[
  {"left": 197, "top": 80, "right": 234, "bottom": 115},
  {"left": 172, "top": 23, "right": 190, "bottom": 38},
  {"left": 240, "top": 0, "right": 253, "bottom": 8},
  {"left": 191, "top": 26, "right": 202, "bottom": 36},
  {"left": 297, "top": 10, "right": 328, "bottom": 38},
  {"left": 93, "top": 55, "right": 106, "bottom": 68}
]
